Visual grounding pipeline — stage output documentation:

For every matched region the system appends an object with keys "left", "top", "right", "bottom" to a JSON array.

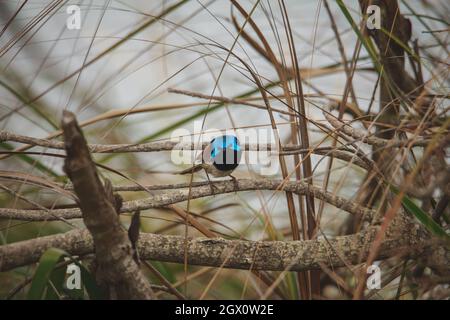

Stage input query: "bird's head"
[{"left": 209, "top": 135, "right": 241, "bottom": 172}]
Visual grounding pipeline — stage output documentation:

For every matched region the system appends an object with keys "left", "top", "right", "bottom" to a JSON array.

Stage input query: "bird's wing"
[
  {"left": 201, "top": 143, "right": 213, "bottom": 165},
  {"left": 177, "top": 163, "right": 204, "bottom": 175},
  {"left": 178, "top": 142, "right": 212, "bottom": 175}
]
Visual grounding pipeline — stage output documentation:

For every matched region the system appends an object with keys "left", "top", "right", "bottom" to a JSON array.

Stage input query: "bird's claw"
[
  {"left": 209, "top": 182, "right": 220, "bottom": 195},
  {"left": 229, "top": 175, "right": 238, "bottom": 192}
]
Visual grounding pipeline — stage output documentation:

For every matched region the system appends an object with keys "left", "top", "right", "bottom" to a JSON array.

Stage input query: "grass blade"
[
  {"left": 390, "top": 185, "right": 450, "bottom": 240},
  {"left": 27, "top": 248, "right": 67, "bottom": 299}
]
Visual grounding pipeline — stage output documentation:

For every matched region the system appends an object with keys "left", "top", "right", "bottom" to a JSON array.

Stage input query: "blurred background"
[{"left": 0, "top": 0, "right": 448, "bottom": 299}]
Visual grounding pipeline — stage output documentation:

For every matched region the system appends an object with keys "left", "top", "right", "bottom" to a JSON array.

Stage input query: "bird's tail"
[{"left": 177, "top": 164, "right": 203, "bottom": 175}]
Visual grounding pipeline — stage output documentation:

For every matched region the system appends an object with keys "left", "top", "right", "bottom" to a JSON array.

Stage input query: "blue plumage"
[
  {"left": 209, "top": 135, "right": 241, "bottom": 173},
  {"left": 178, "top": 135, "right": 241, "bottom": 179},
  {"left": 210, "top": 135, "right": 241, "bottom": 157}
]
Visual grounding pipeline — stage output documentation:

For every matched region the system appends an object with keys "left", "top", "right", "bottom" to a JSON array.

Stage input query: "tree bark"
[
  {"left": 1, "top": 225, "right": 443, "bottom": 274},
  {"left": 61, "top": 111, "right": 154, "bottom": 300}
]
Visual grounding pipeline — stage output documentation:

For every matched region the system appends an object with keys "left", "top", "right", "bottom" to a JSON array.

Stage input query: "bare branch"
[
  {"left": 61, "top": 110, "right": 154, "bottom": 300},
  {"left": 0, "top": 226, "right": 440, "bottom": 274},
  {"left": 0, "top": 179, "right": 376, "bottom": 221},
  {"left": 324, "top": 112, "right": 429, "bottom": 148},
  {"left": 0, "top": 129, "right": 381, "bottom": 170}
]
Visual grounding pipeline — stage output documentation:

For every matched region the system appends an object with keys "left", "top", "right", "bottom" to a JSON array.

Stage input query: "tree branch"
[
  {"left": 0, "top": 129, "right": 401, "bottom": 170},
  {"left": 324, "top": 112, "right": 429, "bottom": 148},
  {"left": 0, "top": 226, "right": 438, "bottom": 274},
  {"left": 0, "top": 179, "right": 376, "bottom": 222},
  {"left": 61, "top": 110, "right": 154, "bottom": 299}
]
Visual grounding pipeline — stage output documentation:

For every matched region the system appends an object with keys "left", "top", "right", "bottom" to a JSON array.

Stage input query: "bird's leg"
[
  {"left": 204, "top": 169, "right": 219, "bottom": 195},
  {"left": 128, "top": 210, "right": 141, "bottom": 264},
  {"left": 229, "top": 174, "right": 239, "bottom": 192}
]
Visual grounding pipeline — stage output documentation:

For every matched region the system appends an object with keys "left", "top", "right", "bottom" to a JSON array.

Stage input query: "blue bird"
[{"left": 179, "top": 135, "right": 242, "bottom": 188}]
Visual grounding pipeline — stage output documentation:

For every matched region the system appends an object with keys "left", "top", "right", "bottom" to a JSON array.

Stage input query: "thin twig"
[{"left": 0, "top": 179, "right": 377, "bottom": 221}]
